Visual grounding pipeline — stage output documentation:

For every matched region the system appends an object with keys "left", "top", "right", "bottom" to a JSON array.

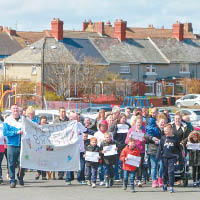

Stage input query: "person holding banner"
[
  {"left": 120, "top": 138, "right": 140, "bottom": 193},
  {"left": 3, "top": 104, "right": 25, "bottom": 188},
  {"left": 84, "top": 137, "right": 100, "bottom": 188},
  {"left": 187, "top": 131, "right": 200, "bottom": 187},
  {"left": 100, "top": 132, "right": 118, "bottom": 188},
  {"left": 125, "top": 116, "right": 146, "bottom": 187}
]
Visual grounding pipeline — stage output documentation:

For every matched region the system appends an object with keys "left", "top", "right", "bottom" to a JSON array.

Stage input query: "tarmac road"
[{"left": 0, "top": 158, "right": 199, "bottom": 200}]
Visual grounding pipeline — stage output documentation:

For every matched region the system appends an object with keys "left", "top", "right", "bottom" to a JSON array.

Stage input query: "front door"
[{"left": 156, "top": 83, "right": 162, "bottom": 97}]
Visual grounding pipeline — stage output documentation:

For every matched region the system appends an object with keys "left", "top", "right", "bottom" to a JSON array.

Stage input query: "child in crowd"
[
  {"left": 187, "top": 131, "right": 200, "bottom": 187},
  {"left": 157, "top": 124, "right": 182, "bottom": 193},
  {"left": 35, "top": 116, "right": 48, "bottom": 180},
  {"left": 94, "top": 120, "right": 108, "bottom": 185},
  {"left": 85, "top": 137, "right": 100, "bottom": 188},
  {"left": 83, "top": 132, "right": 90, "bottom": 149},
  {"left": 120, "top": 138, "right": 140, "bottom": 192},
  {"left": 100, "top": 132, "right": 118, "bottom": 188}
]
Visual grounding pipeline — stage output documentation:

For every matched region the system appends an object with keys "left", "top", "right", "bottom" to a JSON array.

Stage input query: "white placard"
[
  {"left": 187, "top": 143, "right": 200, "bottom": 150},
  {"left": 131, "top": 131, "right": 144, "bottom": 141},
  {"left": 103, "top": 145, "right": 118, "bottom": 156},
  {"left": 125, "top": 154, "right": 141, "bottom": 167},
  {"left": 85, "top": 151, "right": 99, "bottom": 162},
  {"left": 117, "top": 124, "right": 129, "bottom": 133}
]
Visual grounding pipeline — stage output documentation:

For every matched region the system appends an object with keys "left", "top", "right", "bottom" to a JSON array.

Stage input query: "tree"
[{"left": 185, "top": 78, "right": 200, "bottom": 94}]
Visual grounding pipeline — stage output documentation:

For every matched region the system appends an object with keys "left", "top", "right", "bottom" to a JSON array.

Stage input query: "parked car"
[
  {"left": 175, "top": 94, "right": 200, "bottom": 108},
  {"left": 179, "top": 109, "right": 200, "bottom": 127}
]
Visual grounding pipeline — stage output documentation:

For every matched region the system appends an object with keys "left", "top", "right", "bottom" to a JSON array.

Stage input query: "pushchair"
[{"left": 174, "top": 146, "right": 190, "bottom": 187}]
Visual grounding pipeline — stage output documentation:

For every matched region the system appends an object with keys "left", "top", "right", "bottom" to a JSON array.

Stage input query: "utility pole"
[{"left": 41, "top": 37, "right": 46, "bottom": 109}]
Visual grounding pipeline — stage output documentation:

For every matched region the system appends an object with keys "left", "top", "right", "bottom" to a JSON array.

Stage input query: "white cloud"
[{"left": 0, "top": 0, "right": 200, "bottom": 33}]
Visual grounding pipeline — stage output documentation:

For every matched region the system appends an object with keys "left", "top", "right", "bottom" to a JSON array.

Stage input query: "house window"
[
  {"left": 120, "top": 65, "right": 130, "bottom": 74},
  {"left": 144, "top": 81, "right": 155, "bottom": 96},
  {"left": 165, "top": 83, "right": 174, "bottom": 96},
  {"left": 176, "top": 80, "right": 184, "bottom": 94},
  {"left": 32, "top": 65, "right": 37, "bottom": 75},
  {"left": 146, "top": 65, "right": 157, "bottom": 75},
  {"left": 180, "top": 64, "right": 189, "bottom": 73}
]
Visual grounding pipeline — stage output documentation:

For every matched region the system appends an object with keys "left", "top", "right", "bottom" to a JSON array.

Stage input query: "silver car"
[{"left": 175, "top": 94, "right": 200, "bottom": 108}]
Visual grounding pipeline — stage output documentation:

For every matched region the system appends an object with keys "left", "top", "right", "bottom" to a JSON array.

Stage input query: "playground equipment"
[{"left": 122, "top": 96, "right": 150, "bottom": 108}]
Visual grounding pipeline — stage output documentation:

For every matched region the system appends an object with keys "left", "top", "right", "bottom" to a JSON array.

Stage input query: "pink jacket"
[{"left": 125, "top": 126, "right": 146, "bottom": 153}]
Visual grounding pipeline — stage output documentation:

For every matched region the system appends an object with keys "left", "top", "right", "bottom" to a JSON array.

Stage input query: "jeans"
[
  {"left": 150, "top": 155, "right": 163, "bottom": 181},
  {"left": 0, "top": 152, "right": 4, "bottom": 177},
  {"left": 65, "top": 171, "right": 74, "bottom": 182},
  {"left": 86, "top": 165, "right": 98, "bottom": 183},
  {"left": 136, "top": 153, "right": 145, "bottom": 181},
  {"left": 103, "top": 164, "right": 115, "bottom": 178},
  {"left": 77, "top": 152, "right": 85, "bottom": 182},
  {"left": 7, "top": 146, "right": 25, "bottom": 183},
  {"left": 192, "top": 166, "right": 200, "bottom": 182},
  {"left": 163, "top": 157, "right": 176, "bottom": 187},
  {"left": 114, "top": 155, "right": 123, "bottom": 180},
  {"left": 98, "top": 164, "right": 104, "bottom": 182},
  {"left": 37, "top": 170, "right": 46, "bottom": 177},
  {"left": 123, "top": 170, "right": 135, "bottom": 186}
]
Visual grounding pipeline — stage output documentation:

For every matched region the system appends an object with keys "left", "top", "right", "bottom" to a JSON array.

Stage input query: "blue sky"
[{"left": 0, "top": 0, "right": 200, "bottom": 33}]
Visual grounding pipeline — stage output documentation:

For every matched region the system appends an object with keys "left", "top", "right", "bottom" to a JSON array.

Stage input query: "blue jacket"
[
  {"left": 3, "top": 115, "right": 22, "bottom": 146},
  {"left": 145, "top": 117, "right": 160, "bottom": 138}
]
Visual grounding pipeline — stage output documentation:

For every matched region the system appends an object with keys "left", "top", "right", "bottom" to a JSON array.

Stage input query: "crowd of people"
[{"left": 0, "top": 104, "right": 200, "bottom": 193}]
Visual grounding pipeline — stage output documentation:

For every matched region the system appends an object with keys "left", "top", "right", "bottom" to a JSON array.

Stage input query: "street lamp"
[{"left": 41, "top": 37, "right": 46, "bottom": 109}]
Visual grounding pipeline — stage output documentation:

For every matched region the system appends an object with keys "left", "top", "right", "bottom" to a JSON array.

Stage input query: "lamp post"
[{"left": 41, "top": 37, "right": 46, "bottom": 109}]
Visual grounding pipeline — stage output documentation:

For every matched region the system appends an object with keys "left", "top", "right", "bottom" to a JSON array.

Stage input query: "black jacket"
[
  {"left": 100, "top": 140, "right": 118, "bottom": 165},
  {"left": 156, "top": 135, "right": 182, "bottom": 161}
]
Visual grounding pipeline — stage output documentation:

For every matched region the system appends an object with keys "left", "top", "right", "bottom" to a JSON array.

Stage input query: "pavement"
[{"left": 0, "top": 158, "right": 200, "bottom": 200}]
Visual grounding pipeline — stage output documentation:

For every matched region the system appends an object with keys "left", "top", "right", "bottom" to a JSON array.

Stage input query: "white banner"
[
  {"left": 20, "top": 117, "right": 80, "bottom": 171},
  {"left": 131, "top": 131, "right": 144, "bottom": 141}
]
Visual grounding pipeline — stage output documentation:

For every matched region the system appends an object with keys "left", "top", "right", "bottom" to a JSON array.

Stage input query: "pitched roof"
[
  {"left": 63, "top": 38, "right": 107, "bottom": 64},
  {"left": 150, "top": 38, "right": 200, "bottom": 63},
  {"left": 91, "top": 25, "right": 196, "bottom": 39},
  {"left": 90, "top": 37, "right": 168, "bottom": 64},
  {"left": 0, "top": 32, "right": 22, "bottom": 56}
]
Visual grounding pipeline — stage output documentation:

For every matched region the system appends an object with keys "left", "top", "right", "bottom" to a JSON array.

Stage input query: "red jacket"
[{"left": 120, "top": 145, "right": 140, "bottom": 171}]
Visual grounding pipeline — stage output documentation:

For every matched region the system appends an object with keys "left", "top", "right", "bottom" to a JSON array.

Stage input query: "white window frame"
[
  {"left": 176, "top": 80, "right": 184, "bottom": 94},
  {"left": 32, "top": 65, "right": 37, "bottom": 75},
  {"left": 180, "top": 64, "right": 190, "bottom": 74},
  {"left": 120, "top": 65, "right": 130, "bottom": 74},
  {"left": 144, "top": 81, "right": 155, "bottom": 96},
  {"left": 145, "top": 65, "right": 157, "bottom": 75}
]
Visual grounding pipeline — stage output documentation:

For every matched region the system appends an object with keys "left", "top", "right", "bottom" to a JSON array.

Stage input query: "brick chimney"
[
  {"left": 114, "top": 19, "right": 127, "bottom": 42},
  {"left": 184, "top": 22, "right": 193, "bottom": 32},
  {"left": 172, "top": 21, "right": 184, "bottom": 41},
  {"left": 83, "top": 20, "right": 89, "bottom": 31},
  {"left": 94, "top": 22, "right": 104, "bottom": 35},
  {"left": 51, "top": 18, "right": 63, "bottom": 41}
]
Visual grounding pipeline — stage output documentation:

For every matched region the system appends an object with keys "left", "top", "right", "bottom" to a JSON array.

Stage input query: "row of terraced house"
[{"left": 1, "top": 18, "right": 200, "bottom": 102}]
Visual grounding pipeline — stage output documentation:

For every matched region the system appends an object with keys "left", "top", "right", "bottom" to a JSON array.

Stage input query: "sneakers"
[
  {"left": 65, "top": 181, "right": 71, "bottom": 185},
  {"left": 109, "top": 178, "right": 114, "bottom": 187},
  {"left": 80, "top": 181, "right": 87, "bottom": 185},
  {"left": 35, "top": 174, "right": 40, "bottom": 180},
  {"left": 10, "top": 182, "right": 16, "bottom": 188},
  {"left": 18, "top": 180, "right": 24, "bottom": 186},
  {"left": 42, "top": 177, "right": 47, "bottom": 180},
  {"left": 92, "top": 183, "right": 96, "bottom": 188},
  {"left": 193, "top": 182, "right": 197, "bottom": 187},
  {"left": 158, "top": 178, "right": 163, "bottom": 187},
  {"left": 152, "top": 180, "right": 159, "bottom": 188},
  {"left": 163, "top": 184, "right": 167, "bottom": 192},
  {"left": 99, "top": 181, "right": 104, "bottom": 186},
  {"left": 169, "top": 187, "right": 174, "bottom": 193},
  {"left": 138, "top": 181, "right": 142, "bottom": 187},
  {"left": 87, "top": 180, "right": 92, "bottom": 186}
]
